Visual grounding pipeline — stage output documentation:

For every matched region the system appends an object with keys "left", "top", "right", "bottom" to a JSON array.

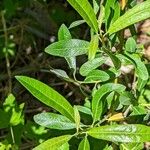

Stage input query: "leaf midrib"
[{"left": 20, "top": 79, "right": 74, "bottom": 122}]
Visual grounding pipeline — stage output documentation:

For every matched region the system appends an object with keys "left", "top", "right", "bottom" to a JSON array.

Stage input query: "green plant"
[
  {"left": 0, "top": 94, "right": 24, "bottom": 149},
  {"left": 15, "top": 0, "right": 150, "bottom": 149}
]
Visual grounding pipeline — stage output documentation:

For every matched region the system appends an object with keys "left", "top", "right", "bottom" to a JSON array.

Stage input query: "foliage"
[{"left": 1, "top": 0, "right": 150, "bottom": 149}]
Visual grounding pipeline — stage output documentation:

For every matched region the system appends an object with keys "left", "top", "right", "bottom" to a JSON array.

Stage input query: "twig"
[{"left": 1, "top": 11, "right": 12, "bottom": 94}]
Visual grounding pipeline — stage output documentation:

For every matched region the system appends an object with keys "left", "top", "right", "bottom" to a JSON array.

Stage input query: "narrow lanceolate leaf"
[
  {"left": 125, "top": 53, "right": 149, "bottom": 81},
  {"left": 108, "top": 1, "right": 150, "bottom": 34},
  {"left": 34, "top": 113, "right": 77, "bottom": 130},
  {"left": 67, "top": 0, "right": 98, "bottom": 32},
  {"left": 98, "top": 5, "right": 105, "bottom": 31},
  {"left": 87, "top": 124, "right": 150, "bottom": 143},
  {"left": 16, "top": 76, "right": 74, "bottom": 122},
  {"left": 80, "top": 57, "right": 105, "bottom": 76},
  {"left": 88, "top": 34, "right": 99, "bottom": 60},
  {"left": 74, "top": 106, "right": 81, "bottom": 132},
  {"left": 103, "top": 48, "right": 121, "bottom": 70},
  {"left": 45, "top": 39, "right": 89, "bottom": 57},
  {"left": 93, "top": 0, "right": 99, "bottom": 15},
  {"left": 33, "top": 135, "right": 72, "bottom": 150},
  {"left": 92, "top": 83, "right": 126, "bottom": 122},
  {"left": 78, "top": 137, "right": 90, "bottom": 150}
]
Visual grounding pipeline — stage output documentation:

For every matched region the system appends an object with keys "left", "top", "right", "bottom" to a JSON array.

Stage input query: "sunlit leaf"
[
  {"left": 74, "top": 106, "right": 81, "bottom": 132},
  {"left": 69, "top": 20, "right": 85, "bottom": 29},
  {"left": 78, "top": 137, "right": 90, "bottom": 150},
  {"left": 33, "top": 135, "right": 72, "bottom": 150},
  {"left": 67, "top": 0, "right": 98, "bottom": 32},
  {"left": 88, "top": 34, "right": 99, "bottom": 60},
  {"left": 108, "top": 1, "right": 150, "bottom": 34},
  {"left": 58, "top": 24, "right": 76, "bottom": 70},
  {"left": 92, "top": 83, "right": 126, "bottom": 122},
  {"left": 16, "top": 76, "right": 74, "bottom": 122},
  {"left": 87, "top": 124, "right": 150, "bottom": 142}
]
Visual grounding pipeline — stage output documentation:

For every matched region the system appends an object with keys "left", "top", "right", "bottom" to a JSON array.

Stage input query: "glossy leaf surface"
[
  {"left": 88, "top": 34, "right": 99, "bottom": 60},
  {"left": 78, "top": 137, "right": 90, "bottom": 150},
  {"left": 108, "top": 1, "right": 150, "bottom": 34},
  {"left": 16, "top": 76, "right": 74, "bottom": 122},
  {"left": 67, "top": 0, "right": 98, "bottom": 32},
  {"left": 33, "top": 135, "right": 72, "bottom": 150},
  {"left": 87, "top": 124, "right": 150, "bottom": 143}
]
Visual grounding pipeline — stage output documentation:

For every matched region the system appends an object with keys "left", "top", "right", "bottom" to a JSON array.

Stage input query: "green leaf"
[
  {"left": 3, "top": 94, "right": 24, "bottom": 126},
  {"left": 125, "top": 37, "right": 136, "bottom": 53},
  {"left": 58, "top": 24, "right": 72, "bottom": 41},
  {"left": 92, "top": 83, "right": 126, "bottom": 122},
  {"left": 67, "top": 0, "right": 98, "bottom": 32},
  {"left": 87, "top": 124, "right": 150, "bottom": 143},
  {"left": 74, "top": 106, "right": 81, "bottom": 132},
  {"left": 58, "top": 142, "right": 70, "bottom": 150},
  {"left": 24, "top": 121, "right": 49, "bottom": 142},
  {"left": 58, "top": 24, "right": 76, "bottom": 70},
  {"left": 77, "top": 106, "right": 92, "bottom": 116},
  {"left": 131, "top": 106, "right": 147, "bottom": 116},
  {"left": 103, "top": 48, "right": 121, "bottom": 70},
  {"left": 84, "top": 70, "right": 110, "bottom": 83},
  {"left": 98, "top": 5, "right": 105, "bottom": 31},
  {"left": 10, "top": 103, "right": 24, "bottom": 126},
  {"left": 66, "top": 56, "right": 76, "bottom": 70},
  {"left": 45, "top": 39, "right": 89, "bottom": 57},
  {"left": 78, "top": 137, "right": 90, "bottom": 150},
  {"left": 111, "top": 1, "right": 120, "bottom": 24},
  {"left": 104, "top": 0, "right": 117, "bottom": 30},
  {"left": 69, "top": 20, "right": 85, "bottom": 29},
  {"left": 108, "top": 1, "right": 150, "bottom": 34},
  {"left": 0, "top": 109, "right": 9, "bottom": 129},
  {"left": 93, "top": 0, "right": 99, "bottom": 15},
  {"left": 16, "top": 76, "right": 75, "bottom": 122},
  {"left": 125, "top": 53, "right": 149, "bottom": 81},
  {"left": 119, "top": 91, "right": 137, "bottom": 106},
  {"left": 34, "top": 112, "right": 77, "bottom": 130},
  {"left": 80, "top": 57, "right": 105, "bottom": 76},
  {"left": 120, "top": 143, "right": 144, "bottom": 150},
  {"left": 88, "top": 34, "right": 99, "bottom": 60},
  {"left": 137, "top": 78, "right": 148, "bottom": 92},
  {"left": 50, "top": 69, "right": 70, "bottom": 79},
  {"left": 33, "top": 135, "right": 72, "bottom": 150}
]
